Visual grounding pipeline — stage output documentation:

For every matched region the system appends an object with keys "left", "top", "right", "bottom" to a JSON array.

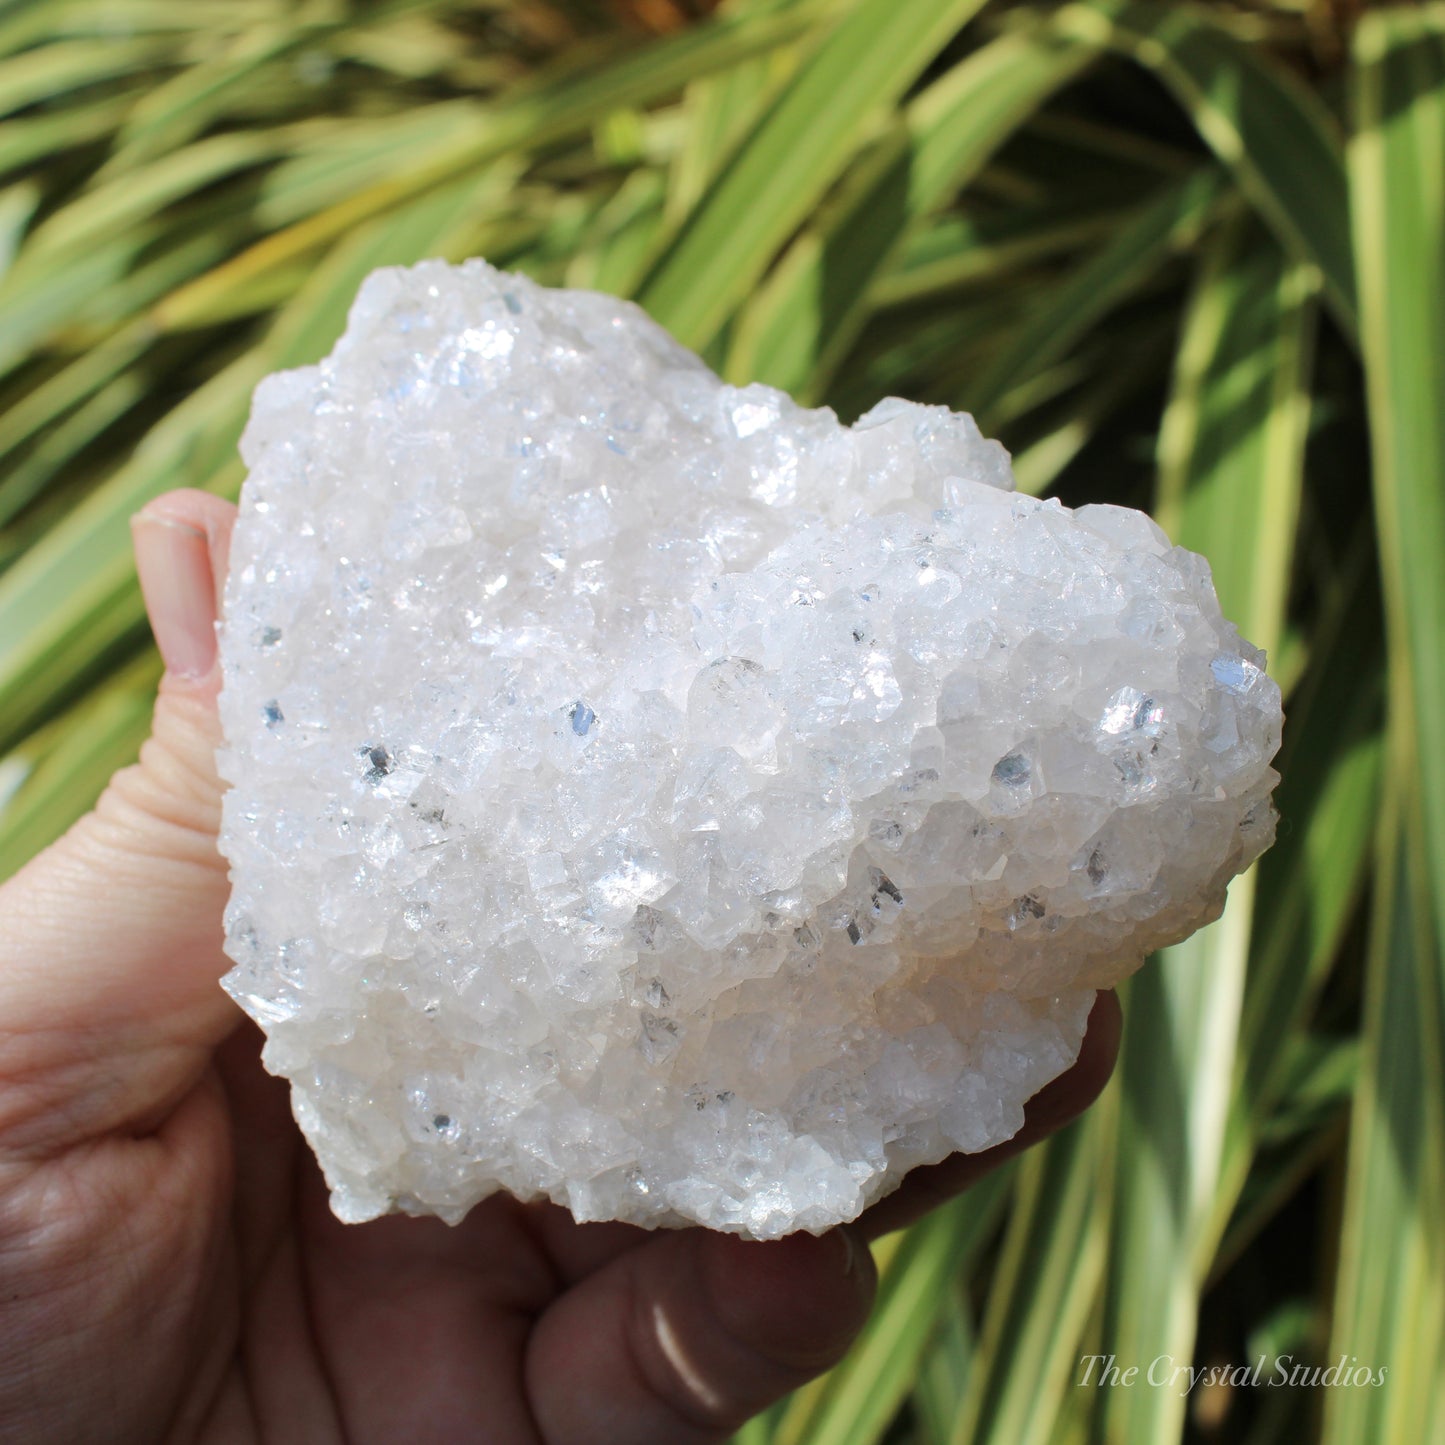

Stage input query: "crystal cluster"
[{"left": 217, "top": 259, "right": 1282, "bottom": 1238}]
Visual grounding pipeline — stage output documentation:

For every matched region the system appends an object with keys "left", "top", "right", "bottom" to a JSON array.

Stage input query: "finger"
[
  {"left": 525, "top": 1202, "right": 652, "bottom": 1286},
  {"left": 857, "top": 988, "right": 1122, "bottom": 1240},
  {"left": 526, "top": 1223, "right": 876, "bottom": 1444},
  {"left": 133, "top": 490, "right": 234, "bottom": 690},
  {"left": 0, "top": 490, "right": 240, "bottom": 1156}
]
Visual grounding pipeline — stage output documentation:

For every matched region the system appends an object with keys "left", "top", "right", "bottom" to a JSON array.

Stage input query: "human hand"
[{"left": 0, "top": 488, "right": 1120, "bottom": 1444}]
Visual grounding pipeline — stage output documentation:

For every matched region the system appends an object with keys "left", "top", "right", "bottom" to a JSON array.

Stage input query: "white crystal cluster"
[{"left": 217, "top": 259, "right": 1281, "bottom": 1238}]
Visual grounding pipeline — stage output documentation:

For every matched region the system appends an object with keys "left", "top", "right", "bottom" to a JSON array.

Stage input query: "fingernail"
[
  {"left": 131, "top": 511, "right": 217, "bottom": 681},
  {"left": 836, "top": 1227, "right": 861, "bottom": 1278}
]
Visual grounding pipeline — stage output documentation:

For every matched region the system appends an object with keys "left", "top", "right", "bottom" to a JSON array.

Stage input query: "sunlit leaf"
[
  {"left": 638, "top": 0, "right": 993, "bottom": 349},
  {"left": 1057, "top": 0, "right": 1355, "bottom": 334},
  {"left": 726, "top": 18, "right": 1102, "bottom": 397},
  {"left": 1324, "top": 13, "right": 1445, "bottom": 1441},
  {"left": 1099, "top": 220, "right": 1316, "bottom": 1445},
  {"left": 774, "top": 1172, "right": 1012, "bottom": 1445}
]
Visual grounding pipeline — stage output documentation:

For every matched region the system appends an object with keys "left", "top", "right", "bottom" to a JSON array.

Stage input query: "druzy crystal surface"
[{"left": 218, "top": 258, "right": 1281, "bottom": 1238}]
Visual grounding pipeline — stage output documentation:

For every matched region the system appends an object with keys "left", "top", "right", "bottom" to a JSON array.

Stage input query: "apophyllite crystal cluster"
[{"left": 217, "top": 259, "right": 1282, "bottom": 1238}]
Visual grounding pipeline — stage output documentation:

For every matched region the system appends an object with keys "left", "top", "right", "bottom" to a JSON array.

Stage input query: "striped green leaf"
[
  {"left": 1211, "top": 1034, "right": 1357, "bottom": 1285},
  {"left": 1349, "top": 6, "right": 1445, "bottom": 962},
  {"left": 870, "top": 206, "right": 1124, "bottom": 311},
  {"left": 772, "top": 1170, "right": 1012, "bottom": 1445},
  {"left": 637, "top": 0, "right": 992, "bottom": 349},
  {"left": 0, "top": 322, "right": 150, "bottom": 477},
  {"left": 151, "top": 1, "right": 831, "bottom": 330},
  {"left": 1004, "top": 311, "right": 1176, "bottom": 496},
  {"left": 969, "top": 165, "right": 1222, "bottom": 424},
  {"left": 666, "top": 12, "right": 786, "bottom": 227},
  {"left": 0, "top": 2, "right": 271, "bottom": 56},
  {"left": 1221, "top": 550, "right": 1383, "bottom": 1212},
  {"left": 0, "top": 95, "right": 133, "bottom": 178},
  {"left": 910, "top": 1284, "right": 975, "bottom": 1445},
  {"left": 0, "top": 177, "right": 32, "bottom": 279},
  {"left": 1058, "top": 0, "right": 1355, "bottom": 335},
  {"left": 101, "top": 0, "right": 451, "bottom": 171},
  {"left": 1098, "top": 222, "right": 1316, "bottom": 1445},
  {"left": 0, "top": 35, "right": 173, "bottom": 116},
  {"left": 1324, "top": 785, "right": 1445, "bottom": 1444},
  {"left": 725, "top": 19, "right": 1102, "bottom": 398},
  {"left": 0, "top": 647, "right": 160, "bottom": 881},
  {"left": 1325, "top": 13, "right": 1445, "bottom": 1441},
  {"left": 951, "top": 1114, "right": 1110, "bottom": 1445}
]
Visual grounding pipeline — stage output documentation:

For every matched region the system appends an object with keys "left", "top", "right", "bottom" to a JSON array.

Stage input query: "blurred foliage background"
[{"left": 0, "top": 0, "right": 1441, "bottom": 1440}]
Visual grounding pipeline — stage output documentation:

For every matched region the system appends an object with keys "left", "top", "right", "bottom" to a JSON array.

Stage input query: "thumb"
[
  {"left": 527, "top": 1225, "right": 877, "bottom": 1444},
  {"left": 0, "top": 490, "right": 240, "bottom": 1155}
]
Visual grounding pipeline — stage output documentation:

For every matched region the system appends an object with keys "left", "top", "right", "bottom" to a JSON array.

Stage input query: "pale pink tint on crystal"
[{"left": 216, "top": 259, "right": 1282, "bottom": 1239}]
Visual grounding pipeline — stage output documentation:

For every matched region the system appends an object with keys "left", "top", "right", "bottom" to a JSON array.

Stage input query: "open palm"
[{"left": 0, "top": 491, "right": 1119, "bottom": 1445}]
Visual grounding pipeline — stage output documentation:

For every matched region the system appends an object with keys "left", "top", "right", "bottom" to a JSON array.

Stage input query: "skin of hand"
[{"left": 0, "top": 488, "right": 1121, "bottom": 1445}]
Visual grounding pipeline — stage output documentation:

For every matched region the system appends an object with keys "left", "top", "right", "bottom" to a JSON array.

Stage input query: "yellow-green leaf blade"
[
  {"left": 1100, "top": 224, "right": 1316, "bottom": 1445},
  {"left": 1325, "top": 14, "right": 1445, "bottom": 1440},
  {"left": 638, "top": 0, "right": 991, "bottom": 350},
  {"left": 728, "top": 19, "right": 1102, "bottom": 398},
  {"left": 1059, "top": 0, "right": 1355, "bottom": 335}
]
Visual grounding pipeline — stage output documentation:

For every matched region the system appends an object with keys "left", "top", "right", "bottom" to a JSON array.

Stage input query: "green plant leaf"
[
  {"left": 254, "top": 105, "right": 480, "bottom": 229},
  {"left": 152, "top": 0, "right": 833, "bottom": 329},
  {"left": 951, "top": 1115, "right": 1109, "bottom": 1445},
  {"left": 667, "top": 0, "right": 792, "bottom": 227},
  {"left": 970, "top": 165, "right": 1223, "bottom": 424},
  {"left": 910, "top": 1283, "right": 975, "bottom": 1445},
  {"left": 1211, "top": 1035, "right": 1356, "bottom": 1285},
  {"left": 1324, "top": 781, "right": 1445, "bottom": 1443},
  {"left": 871, "top": 205, "right": 1124, "bottom": 310},
  {"left": 1324, "top": 13, "right": 1445, "bottom": 1440},
  {"left": 1218, "top": 544, "right": 1383, "bottom": 1233},
  {"left": 0, "top": 176, "right": 33, "bottom": 280},
  {"left": 15, "top": 129, "right": 297, "bottom": 266},
  {"left": 101, "top": 0, "right": 451, "bottom": 172},
  {"left": 1005, "top": 316, "right": 1176, "bottom": 496},
  {"left": 0, "top": 370, "right": 146, "bottom": 527},
  {"left": 1057, "top": 0, "right": 1355, "bottom": 335},
  {"left": 1098, "top": 221, "right": 1316, "bottom": 1445},
  {"left": 0, "top": 1, "right": 270, "bottom": 56},
  {"left": 0, "top": 646, "right": 160, "bottom": 880},
  {"left": 638, "top": 0, "right": 993, "bottom": 350},
  {"left": 1349, "top": 6, "right": 1445, "bottom": 962},
  {"left": 564, "top": 168, "right": 668, "bottom": 297},
  {"left": 773, "top": 1170, "right": 1012, "bottom": 1445},
  {"left": 0, "top": 238, "right": 142, "bottom": 380},
  {"left": 0, "top": 321, "right": 150, "bottom": 473},
  {"left": 0, "top": 35, "right": 173, "bottom": 117},
  {"left": 0, "top": 94, "right": 132, "bottom": 179},
  {"left": 726, "top": 18, "right": 1103, "bottom": 399}
]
